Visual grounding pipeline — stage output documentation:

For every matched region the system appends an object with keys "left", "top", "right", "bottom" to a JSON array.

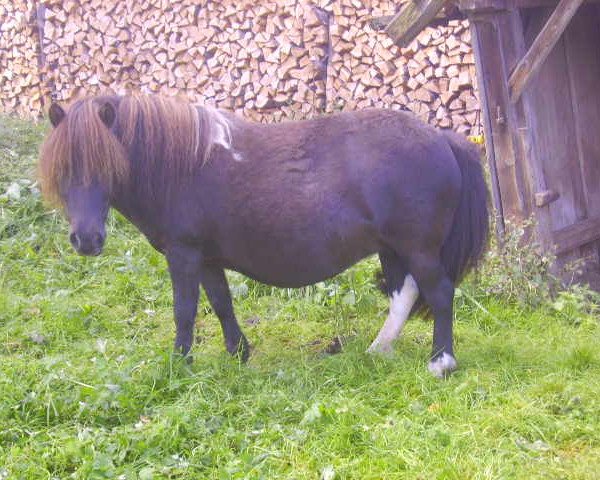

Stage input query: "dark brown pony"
[{"left": 39, "top": 94, "right": 488, "bottom": 377}]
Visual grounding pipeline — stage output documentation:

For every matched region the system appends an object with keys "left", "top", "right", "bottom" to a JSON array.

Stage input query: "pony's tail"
[
  {"left": 441, "top": 132, "right": 489, "bottom": 284},
  {"left": 375, "top": 132, "right": 489, "bottom": 317}
]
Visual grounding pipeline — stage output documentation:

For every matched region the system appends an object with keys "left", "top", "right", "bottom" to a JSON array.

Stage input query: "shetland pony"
[{"left": 39, "top": 94, "right": 488, "bottom": 377}]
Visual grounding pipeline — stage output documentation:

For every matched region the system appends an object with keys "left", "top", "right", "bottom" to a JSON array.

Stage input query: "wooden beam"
[
  {"left": 459, "top": 0, "right": 600, "bottom": 12},
  {"left": 370, "top": 15, "right": 396, "bottom": 31},
  {"left": 511, "top": 0, "right": 600, "bottom": 6},
  {"left": 459, "top": 0, "right": 508, "bottom": 11},
  {"left": 384, "top": 0, "right": 447, "bottom": 47},
  {"left": 370, "top": 6, "right": 463, "bottom": 31},
  {"left": 508, "top": 0, "right": 585, "bottom": 103},
  {"left": 553, "top": 216, "right": 600, "bottom": 254}
]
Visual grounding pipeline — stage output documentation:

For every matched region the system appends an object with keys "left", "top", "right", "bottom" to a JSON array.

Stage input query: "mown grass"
[{"left": 0, "top": 114, "right": 599, "bottom": 479}]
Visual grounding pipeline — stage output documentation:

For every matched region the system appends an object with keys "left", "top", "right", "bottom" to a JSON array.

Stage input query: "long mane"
[{"left": 38, "top": 94, "right": 228, "bottom": 206}]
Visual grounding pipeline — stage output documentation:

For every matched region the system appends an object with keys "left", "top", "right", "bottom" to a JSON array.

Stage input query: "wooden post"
[
  {"left": 469, "top": 16, "right": 506, "bottom": 240},
  {"left": 467, "top": 10, "right": 536, "bottom": 241},
  {"left": 384, "top": 0, "right": 447, "bottom": 47}
]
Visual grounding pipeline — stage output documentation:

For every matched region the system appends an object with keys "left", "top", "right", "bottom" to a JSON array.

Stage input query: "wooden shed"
[{"left": 384, "top": 0, "right": 600, "bottom": 267}]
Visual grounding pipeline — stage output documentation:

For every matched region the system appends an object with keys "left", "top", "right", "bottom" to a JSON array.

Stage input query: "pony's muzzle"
[{"left": 70, "top": 231, "right": 104, "bottom": 256}]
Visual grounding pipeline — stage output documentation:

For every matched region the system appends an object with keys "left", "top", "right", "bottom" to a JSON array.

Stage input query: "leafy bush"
[{"left": 474, "top": 220, "right": 559, "bottom": 307}]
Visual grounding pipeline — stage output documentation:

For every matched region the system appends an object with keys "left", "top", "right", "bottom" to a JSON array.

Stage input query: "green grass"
[{"left": 1, "top": 114, "right": 599, "bottom": 479}]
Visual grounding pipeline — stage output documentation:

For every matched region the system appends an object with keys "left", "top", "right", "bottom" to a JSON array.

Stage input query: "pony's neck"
[{"left": 111, "top": 184, "right": 168, "bottom": 253}]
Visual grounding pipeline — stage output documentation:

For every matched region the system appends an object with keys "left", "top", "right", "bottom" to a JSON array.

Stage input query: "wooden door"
[{"left": 522, "top": 5, "right": 600, "bottom": 255}]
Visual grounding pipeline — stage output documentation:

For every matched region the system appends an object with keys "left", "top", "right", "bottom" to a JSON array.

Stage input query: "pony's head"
[
  {"left": 39, "top": 98, "right": 128, "bottom": 256},
  {"left": 39, "top": 93, "right": 232, "bottom": 256}
]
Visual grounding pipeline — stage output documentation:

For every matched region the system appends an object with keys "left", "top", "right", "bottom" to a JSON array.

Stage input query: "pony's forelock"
[{"left": 38, "top": 99, "right": 128, "bottom": 206}]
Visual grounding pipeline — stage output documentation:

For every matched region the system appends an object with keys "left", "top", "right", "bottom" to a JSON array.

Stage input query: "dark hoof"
[
  {"left": 174, "top": 343, "right": 193, "bottom": 363},
  {"left": 226, "top": 335, "right": 250, "bottom": 363}
]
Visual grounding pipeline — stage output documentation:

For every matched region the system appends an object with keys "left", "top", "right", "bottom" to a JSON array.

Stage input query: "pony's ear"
[
  {"left": 98, "top": 102, "right": 116, "bottom": 129},
  {"left": 48, "top": 103, "right": 66, "bottom": 128}
]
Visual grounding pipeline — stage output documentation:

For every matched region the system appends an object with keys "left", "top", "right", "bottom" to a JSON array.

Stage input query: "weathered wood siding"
[
  {"left": 468, "top": 1, "right": 600, "bottom": 260},
  {"left": 521, "top": 5, "right": 600, "bottom": 255}
]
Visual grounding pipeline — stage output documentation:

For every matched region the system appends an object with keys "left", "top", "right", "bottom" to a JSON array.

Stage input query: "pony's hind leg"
[
  {"left": 407, "top": 252, "right": 457, "bottom": 377},
  {"left": 367, "top": 251, "right": 419, "bottom": 354}
]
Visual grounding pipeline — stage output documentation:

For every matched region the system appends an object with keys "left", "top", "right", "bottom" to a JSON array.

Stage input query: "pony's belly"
[
  {"left": 216, "top": 197, "right": 380, "bottom": 287},
  {"left": 231, "top": 260, "right": 360, "bottom": 288},
  {"left": 224, "top": 236, "right": 378, "bottom": 288}
]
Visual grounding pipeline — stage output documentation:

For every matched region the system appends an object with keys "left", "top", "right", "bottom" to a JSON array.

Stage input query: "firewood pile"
[
  {"left": 0, "top": 1, "right": 45, "bottom": 118},
  {"left": 1, "top": 0, "right": 480, "bottom": 134}
]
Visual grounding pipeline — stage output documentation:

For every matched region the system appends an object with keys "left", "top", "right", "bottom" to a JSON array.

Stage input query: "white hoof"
[{"left": 428, "top": 353, "right": 457, "bottom": 378}]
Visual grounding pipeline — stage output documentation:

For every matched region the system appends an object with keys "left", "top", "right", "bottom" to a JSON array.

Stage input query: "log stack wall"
[{"left": 0, "top": 0, "right": 480, "bottom": 134}]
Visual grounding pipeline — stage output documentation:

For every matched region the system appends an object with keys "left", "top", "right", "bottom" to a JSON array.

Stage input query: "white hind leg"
[{"left": 367, "top": 274, "right": 419, "bottom": 354}]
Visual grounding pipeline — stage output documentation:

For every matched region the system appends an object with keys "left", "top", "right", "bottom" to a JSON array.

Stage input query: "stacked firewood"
[
  {"left": 0, "top": 0, "right": 45, "bottom": 118},
  {"left": 326, "top": 0, "right": 478, "bottom": 134},
  {"left": 1, "top": 0, "right": 480, "bottom": 135}
]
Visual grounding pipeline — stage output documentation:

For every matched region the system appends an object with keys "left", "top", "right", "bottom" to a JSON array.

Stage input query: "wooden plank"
[
  {"left": 469, "top": 16, "right": 506, "bottom": 239},
  {"left": 522, "top": 7, "right": 587, "bottom": 232},
  {"left": 459, "top": 0, "right": 509, "bottom": 11},
  {"left": 553, "top": 216, "right": 600, "bottom": 253},
  {"left": 499, "top": 11, "right": 553, "bottom": 247},
  {"left": 468, "top": 13, "right": 537, "bottom": 239},
  {"left": 384, "top": 0, "right": 447, "bottom": 47},
  {"left": 496, "top": 11, "right": 535, "bottom": 193},
  {"left": 564, "top": 6, "right": 600, "bottom": 218},
  {"left": 508, "top": 0, "right": 585, "bottom": 103},
  {"left": 370, "top": 6, "right": 463, "bottom": 31}
]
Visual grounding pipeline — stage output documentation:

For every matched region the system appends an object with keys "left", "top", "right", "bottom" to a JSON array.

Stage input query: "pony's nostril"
[
  {"left": 93, "top": 233, "right": 105, "bottom": 248},
  {"left": 70, "top": 232, "right": 81, "bottom": 250}
]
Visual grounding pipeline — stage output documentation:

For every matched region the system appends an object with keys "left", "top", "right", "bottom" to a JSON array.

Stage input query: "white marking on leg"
[
  {"left": 367, "top": 274, "right": 419, "bottom": 354},
  {"left": 428, "top": 352, "right": 457, "bottom": 378}
]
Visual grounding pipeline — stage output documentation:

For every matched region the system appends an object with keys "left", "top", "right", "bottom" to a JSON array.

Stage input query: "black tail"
[{"left": 441, "top": 131, "right": 489, "bottom": 284}]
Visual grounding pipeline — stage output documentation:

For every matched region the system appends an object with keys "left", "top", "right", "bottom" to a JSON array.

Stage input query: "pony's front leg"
[
  {"left": 167, "top": 246, "right": 202, "bottom": 356},
  {"left": 199, "top": 264, "right": 249, "bottom": 362}
]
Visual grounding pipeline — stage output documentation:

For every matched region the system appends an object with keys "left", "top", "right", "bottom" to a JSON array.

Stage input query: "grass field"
[{"left": 1, "top": 115, "right": 599, "bottom": 479}]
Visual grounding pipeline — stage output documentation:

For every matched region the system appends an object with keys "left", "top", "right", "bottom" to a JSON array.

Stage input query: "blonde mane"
[{"left": 38, "top": 93, "right": 234, "bottom": 206}]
